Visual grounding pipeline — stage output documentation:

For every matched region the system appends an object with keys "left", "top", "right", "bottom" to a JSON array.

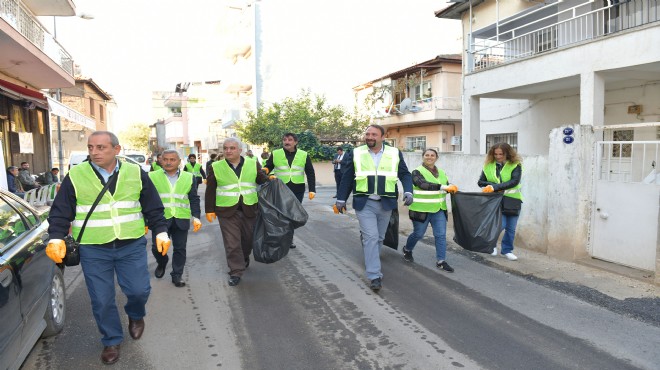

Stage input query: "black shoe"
[
  {"left": 436, "top": 260, "right": 454, "bottom": 273},
  {"left": 154, "top": 264, "right": 166, "bottom": 279},
  {"left": 172, "top": 276, "right": 186, "bottom": 287},
  {"left": 245, "top": 257, "right": 250, "bottom": 268},
  {"left": 369, "top": 278, "right": 382, "bottom": 292},
  {"left": 402, "top": 248, "right": 414, "bottom": 262},
  {"left": 290, "top": 243, "right": 296, "bottom": 249},
  {"left": 228, "top": 276, "right": 241, "bottom": 286},
  {"left": 332, "top": 195, "right": 337, "bottom": 198}
]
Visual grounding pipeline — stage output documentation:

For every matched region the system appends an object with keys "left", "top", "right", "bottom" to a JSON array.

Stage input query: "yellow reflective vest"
[
  {"left": 69, "top": 162, "right": 145, "bottom": 244},
  {"left": 212, "top": 158, "right": 258, "bottom": 207},
  {"left": 185, "top": 162, "right": 203, "bottom": 178},
  {"left": 353, "top": 145, "right": 399, "bottom": 197},
  {"left": 148, "top": 170, "right": 192, "bottom": 219},
  {"left": 410, "top": 166, "right": 448, "bottom": 213},
  {"left": 483, "top": 161, "right": 523, "bottom": 200},
  {"left": 272, "top": 148, "right": 307, "bottom": 184}
]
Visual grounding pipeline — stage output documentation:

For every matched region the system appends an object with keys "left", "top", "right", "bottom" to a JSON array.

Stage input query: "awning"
[
  {"left": 0, "top": 79, "right": 48, "bottom": 108},
  {"left": 47, "top": 96, "right": 96, "bottom": 130}
]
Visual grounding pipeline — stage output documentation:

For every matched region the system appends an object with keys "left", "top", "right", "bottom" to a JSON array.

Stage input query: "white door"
[{"left": 591, "top": 141, "right": 660, "bottom": 271}]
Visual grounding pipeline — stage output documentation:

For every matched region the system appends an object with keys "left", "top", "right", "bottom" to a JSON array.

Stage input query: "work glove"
[
  {"left": 46, "top": 239, "right": 66, "bottom": 264},
  {"left": 403, "top": 192, "right": 414, "bottom": 206},
  {"left": 308, "top": 192, "right": 315, "bottom": 200},
  {"left": 333, "top": 201, "right": 346, "bottom": 214},
  {"left": 144, "top": 226, "right": 149, "bottom": 235},
  {"left": 262, "top": 167, "right": 270, "bottom": 175},
  {"left": 156, "top": 232, "right": 171, "bottom": 256},
  {"left": 482, "top": 185, "right": 494, "bottom": 193},
  {"left": 203, "top": 179, "right": 207, "bottom": 184},
  {"left": 193, "top": 217, "right": 202, "bottom": 232},
  {"left": 269, "top": 175, "right": 277, "bottom": 181},
  {"left": 444, "top": 184, "right": 458, "bottom": 194},
  {"left": 206, "top": 212, "right": 217, "bottom": 223}
]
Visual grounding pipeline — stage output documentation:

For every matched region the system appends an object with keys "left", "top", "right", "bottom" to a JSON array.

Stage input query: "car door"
[{"left": 0, "top": 196, "right": 32, "bottom": 368}]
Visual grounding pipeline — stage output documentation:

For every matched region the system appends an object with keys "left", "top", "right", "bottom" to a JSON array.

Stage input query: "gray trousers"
[{"left": 355, "top": 199, "right": 392, "bottom": 280}]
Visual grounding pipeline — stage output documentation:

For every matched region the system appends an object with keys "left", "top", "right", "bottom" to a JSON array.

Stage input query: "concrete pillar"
[
  {"left": 462, "top": 95, "right": 480, "bottom": 154},
  {"left": 580, "top": 71, "right": 605, "bottom": 126}
]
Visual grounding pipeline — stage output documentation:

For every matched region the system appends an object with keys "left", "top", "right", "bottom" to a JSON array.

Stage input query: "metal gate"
[{"left": 591, "top": 141, "right": 660, "bottom": 271}]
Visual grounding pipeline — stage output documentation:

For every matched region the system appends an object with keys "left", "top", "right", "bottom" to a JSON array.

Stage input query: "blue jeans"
[
  {"left": 355, "top": 199, "right": 392, "bottom": 280},
  {"left": 404, "top": 210, "right": 448, "bottom": 261},
  {"left": 501, "top": 214, "right": 519, "bottom": 254},
  {"left": 80, "top": 237, "right": 151, "bottom": 346}
]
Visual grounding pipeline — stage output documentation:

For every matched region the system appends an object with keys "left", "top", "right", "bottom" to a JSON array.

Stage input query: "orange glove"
[
  {"left": 445, "top": 185, "right": 458, "bottom": 194},
  {"left": 144, "top": 226, "right": 149, "bottom": 235},
  {"left": 46, "top": 239, "right": 66, "bottom": 263},
  {"left": 193, "top": 217, "right": 202, "bottom": 232},
  {"left": 269, "top": 175, "right": 277, "bottom": 181},
  {"left": 482, "top": 185, "right": 494, "bottom": 193},
  {"left": 262, "top": 167, "right": 270, "bottom": 175},
  {"left": 308, "top": 192, "right": 315, "bottom": 200},
  {"left": 203, "top": 179, "right": 207, "bottom": 184},
  {"left": 156, "top": 232, "right": 171, "bottom": 256},
  {"left": 333, "top": 201, "right": 346, "bottom": 214},
  {"left": 206, "top": 212, "right": 216, "bottom": 223}
]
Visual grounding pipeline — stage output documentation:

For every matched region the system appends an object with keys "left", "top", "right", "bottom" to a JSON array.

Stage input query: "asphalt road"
[{"left": 20, "top": 186, "right": 660, "bottom": 370}]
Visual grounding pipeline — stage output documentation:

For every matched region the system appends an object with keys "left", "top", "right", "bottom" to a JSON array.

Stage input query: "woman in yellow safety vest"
[
  {"left": 478, "top": 143, "right": 523, "bottom": 261},
  {"left": 402, "top": 149, "right": 458, "bottom": 272}
]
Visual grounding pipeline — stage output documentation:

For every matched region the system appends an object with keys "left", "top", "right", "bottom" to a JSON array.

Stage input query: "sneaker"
[
  {"left": 491, "top": 247, "right": 498, "bottom": 256},
  {"left": 436, "top": 260, "right": 454, "bottom": 273},
  {"left": 402, "top": 248, "right": 414, "bottom": 262},
  {"left": 369, "top": 278, "right": 382, "bottom": 292},
  {"left": 504, "top": 253, "right": 518, "bottom": 261}
]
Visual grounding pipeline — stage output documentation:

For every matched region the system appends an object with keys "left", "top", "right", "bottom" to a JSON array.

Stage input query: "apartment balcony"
[
  {"left": 375, "top": 96, "right": 462, "bottom": 127},
  {"left": 0, "top": 0, "right": 76, "bottom": 88},
  {"left": 468, "top": 0, "right": 659, "bottom": 73}
]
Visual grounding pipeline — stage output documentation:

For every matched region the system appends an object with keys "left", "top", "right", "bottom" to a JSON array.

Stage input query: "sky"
[{"left": 49, "top": 0, "right": 461, "bottom": 130}]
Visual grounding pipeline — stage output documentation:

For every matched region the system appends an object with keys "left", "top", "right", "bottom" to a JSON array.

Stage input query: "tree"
[
  {"left": 236, "top": 90, "right": 369, "bottom": 158},
  {"left": 119, "top": 123, "right": 150, "bottom": 152}
]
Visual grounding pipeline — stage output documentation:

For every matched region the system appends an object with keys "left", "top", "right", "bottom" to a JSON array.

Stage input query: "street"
[{"left": 21, "top": 185, "right": 660, "bottom": 370}]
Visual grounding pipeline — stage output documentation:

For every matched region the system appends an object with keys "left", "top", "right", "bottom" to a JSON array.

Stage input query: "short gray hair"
[
  {"left": 90, "top": 131, "right": 120, "bottom": 146},
  {"left": 162, "top": 149, "right": 180, "bottom": 158},
  {"left": 223, "top": 137, "right": 243, "bottom": 148}
]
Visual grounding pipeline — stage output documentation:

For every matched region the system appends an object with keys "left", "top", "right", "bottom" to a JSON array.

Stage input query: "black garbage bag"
[
  {"left": 451, "top": 192, "right": 502, "bottom": 253},
  {"left": 253, "top": 179, "right": 309, "bottom": 263},
  {"left": 383, "top": 208, "right": 399, "bottom": 250}
]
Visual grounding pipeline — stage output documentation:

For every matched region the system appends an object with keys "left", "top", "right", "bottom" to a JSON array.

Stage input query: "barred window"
[
  {"left": 612, "top": 129, "right": 633, "bottom": 158},
  {"left": 406, "top": 136, "right": 426, "bottom": 151},
  {"left": 485, "top": 133, "right": 518, "bottom": 152}
]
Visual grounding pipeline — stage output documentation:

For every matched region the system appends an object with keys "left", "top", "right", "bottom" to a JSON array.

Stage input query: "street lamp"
[{"left": 53, "top": 13, "right": 94, "bottom": 171}]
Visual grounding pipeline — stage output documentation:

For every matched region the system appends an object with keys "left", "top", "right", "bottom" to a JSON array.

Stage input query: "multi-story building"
[
  {"left": 437, "top": 0, "right": 660, "bottom": 281},
  {"left": 0, "top": 0, "right": 78, "bottom": 185},
  {"left": 353, "top": 55, "right": 463, "bottom": 152}
]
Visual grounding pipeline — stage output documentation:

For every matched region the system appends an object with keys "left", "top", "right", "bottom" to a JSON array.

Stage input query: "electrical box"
[
  {"left": 451, "top": 136, "right": 461, "bottom": 146},
  {"left": 627, "top": 105, "right": 642, "bottom": 114}
]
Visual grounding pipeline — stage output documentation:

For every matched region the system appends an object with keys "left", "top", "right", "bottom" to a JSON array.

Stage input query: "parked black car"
[{"left": 0, "top": 189, "right": 65, "bottom": 370}]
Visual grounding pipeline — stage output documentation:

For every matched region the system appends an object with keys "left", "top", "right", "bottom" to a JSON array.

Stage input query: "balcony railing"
[
  {"left": 384, "top": 96, "right": 462, "bottom": 116},
  {"left": 469, "top": 0, "right": 659, "bottom": 72},
  {"left": 0, "top": 0, "right": 74, "bottom": 76}
]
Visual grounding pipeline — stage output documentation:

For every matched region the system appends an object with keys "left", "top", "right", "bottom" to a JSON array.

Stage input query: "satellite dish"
[{"left": 399, "top": 98, "right": 412, "bottom": 113}]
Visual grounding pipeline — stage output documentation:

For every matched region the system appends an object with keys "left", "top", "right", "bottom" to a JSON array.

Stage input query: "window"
[
  {"left": 612, "top": 129, "right": 633, "bottom": 158},
  {"left": 485, "top": 133, "right": 518, "bottom": 152},
  {"left": 89, "top": 97, "right": 95, "bottom": 117},
  {"left": 0, "top": 197, "right": 31, "bottom": 249},
  {"left": 414, "top": 81, "right": 432, "bottom": 102},
  {"left": 99, "top": 105, "right": 105, "bottom": 122},
  {"left": 406, "top": 136, "right": 426, "bottom": 151}
]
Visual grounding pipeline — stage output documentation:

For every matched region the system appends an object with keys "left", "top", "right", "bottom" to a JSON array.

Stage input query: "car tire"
[{"left": 42, "top": 268, "right": 66, "bottom": 337}]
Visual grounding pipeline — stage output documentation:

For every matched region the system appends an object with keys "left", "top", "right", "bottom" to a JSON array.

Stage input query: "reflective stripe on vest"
[
  {"left": 409, "top": 166, "right": 448, "bottom": 213},
  {"left": 213, "top": 158, "right": 258, "bottom": 206},
  {"left": 272, "top": 148, "right": 307, "bottom": 184},
  {"left": 483, "top": 161, "right": 523, "bottom": 201},
  {"left": 69, "top": 162, "right": 145, "bottom": 244},
  {"left": 353, "top": 145, "right": 399, "bottom": 197},
  {"left": 185, "top": 162, "right": 202, "bottom": 178},
  {"left": 148, "top": 170, "right": 193, "bottom": 219}
]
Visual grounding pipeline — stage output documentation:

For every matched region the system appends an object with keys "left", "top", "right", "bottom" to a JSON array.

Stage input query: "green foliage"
[
  {"left": 236, "top": 90, "right": 369, "bottom": 159},
  {"left": 119, "top": 124, "right": 150, "bottom": 152}
]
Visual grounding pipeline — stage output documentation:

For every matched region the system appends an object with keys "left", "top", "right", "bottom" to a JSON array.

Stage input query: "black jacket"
[{"left": 264, "top": 148, "right": 316, "bottom": 194}]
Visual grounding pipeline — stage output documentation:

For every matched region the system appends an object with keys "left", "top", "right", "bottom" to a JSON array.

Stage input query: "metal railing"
[
  {"left": 384, "top": 96, "right": 462, "bottom": 116},
  {"left": 0, "top": 0, "right": 74, "bottom": 76},
  {"left": 470, "top": 0, "right": 659, "bottom": 72},
  {"left": 596, "top": 141, "right": 660, "bottom": 183}
]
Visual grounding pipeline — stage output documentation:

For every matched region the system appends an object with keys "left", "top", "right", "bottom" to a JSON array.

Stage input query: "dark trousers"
[
  {"left": 79, "top": 237, "right": 151, "bottom": 346},
  {"left": 218, "top": 210, "right": 256, "bottom": 277},
  {"left": 151, "top": 222, "right": 188, "bottom": 279},
  {"left": 334, "top": 169, "right": 342, "bottom": 195},
  {"left": 292, "top": 191, "right": 304, "bottom": 203}
]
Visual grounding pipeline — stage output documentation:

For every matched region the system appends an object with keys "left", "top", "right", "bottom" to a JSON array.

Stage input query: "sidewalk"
[{"left": 313, "top": 161, "right": 659, "bottom": 305}]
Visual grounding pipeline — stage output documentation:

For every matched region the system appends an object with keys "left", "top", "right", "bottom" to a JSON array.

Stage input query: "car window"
[
  {"left": 126, "top": 154, "right": 146, "bottom": 163},
  {"left": 9, "top": 198, "right": 38, "bottom": 227},
  {"left": 0, "top": 198, "right": 30, "bottom": 250}
]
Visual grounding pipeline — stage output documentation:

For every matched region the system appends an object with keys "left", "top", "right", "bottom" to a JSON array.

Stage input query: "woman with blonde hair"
[
  {"left": 402, "top": 149, "right": 458, "bottom": 272},
  {"left": 478, "top": 143, "right": 523, "bottom": 261}
]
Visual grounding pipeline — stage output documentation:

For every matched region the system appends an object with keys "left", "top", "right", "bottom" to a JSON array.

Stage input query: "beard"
[{"left": 366, "top": 140, "right": 376, "bottom": 148}]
